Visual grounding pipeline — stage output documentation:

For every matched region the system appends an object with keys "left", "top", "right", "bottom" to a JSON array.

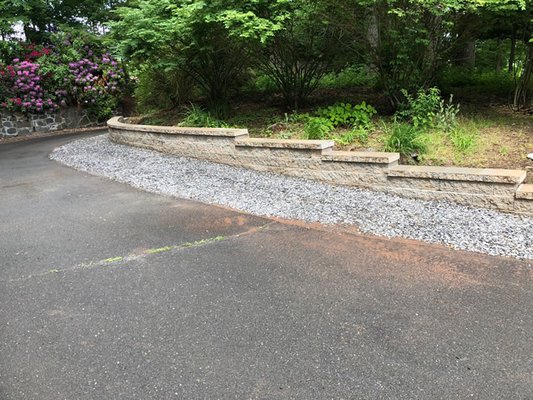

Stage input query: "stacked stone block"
[
  {"left": 1, "top": 108, "right": 101, "bottom": 137},
  {"left": 107, "top": 116, "right": 533, "bottom": 216}
]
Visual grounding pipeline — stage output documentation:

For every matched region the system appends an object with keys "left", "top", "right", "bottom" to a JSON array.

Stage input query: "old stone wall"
[
  {"left": 1, "top": 107, "right": 101, "bottom": 137},
  {"left": 108, "top": 117, "right": 533, "bottom": 216}
]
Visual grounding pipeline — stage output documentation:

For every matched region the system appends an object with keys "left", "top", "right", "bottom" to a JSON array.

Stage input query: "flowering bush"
[
  {"left": 69, "top": 54, "right": 125, "bottom": 108},
  {"left": 0, "top": 40, "right": 126, "bottom": 119},
  {"left": 0, "top": 59, "right": 62, "bottom": 113},
  {"left": 22, "top": 43, "right": 52, "bottom": 61},
  {"left": 0, "top": 65, "right": 12, "bottom": 101}
]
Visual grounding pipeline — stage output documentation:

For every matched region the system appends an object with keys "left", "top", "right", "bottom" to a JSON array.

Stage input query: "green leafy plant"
[
  {"left": 178, "top": 104, "right": 228, "bottom": 128},
  {"left": 286, "top": 112, "right": 310, "bottom": 124},
  {"left": 397, "top": 87, "right": 461, "bottom": 133},
  {"left": 111, "top": 0, "right": 252, "bottom": 114},
  {"left": 304, "top": 117, "right": 334, "bottom": 140},
  {"left": 397, "top": 87, "right": 441, "bottom": 130},
  {"left": 317, "top": 101, "right": 377, "bottom": 128},
  {"left": 435, "top": 94, "right": 460, "bottom": 133},
  {"left": 352, "top": 127, "right": 369, "bottom": 144},
  {"left": 383, "top": 121, "right": 427, "bottom": 155},
  {"left": 449, "top": 127, "right": 476, "bottom": 153}
]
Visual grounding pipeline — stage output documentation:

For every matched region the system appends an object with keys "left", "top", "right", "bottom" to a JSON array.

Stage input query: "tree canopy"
[{"left": 0, "top": 0, "right": 531, "bottom": 112}]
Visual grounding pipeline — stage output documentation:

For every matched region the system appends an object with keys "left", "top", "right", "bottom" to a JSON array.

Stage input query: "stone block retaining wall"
[
  {"left": 108, "top": 117, "right": 533, "bottom": 216},
  {"left": 1, "top": 107, "right": 101, "bottom": 137}
]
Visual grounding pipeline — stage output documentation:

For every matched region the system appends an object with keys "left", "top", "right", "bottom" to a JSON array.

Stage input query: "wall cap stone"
[
  {"left": 322, "top": 151, "right": 399, "bottom": 164},
  {"left": 107, "top": 117, "right": 532, "bottom": 215},
  {"left": 235, "top": 137, "right": 334, "bottom": 150},
  {"left": 107, "top": 116, "right": 249, "bottom": 138},
  {"left": 516, "top": 184, "right": 533, "bottom": 200},
  {"left": 388, "top": 165, "right": 526, "bottom": 184}
]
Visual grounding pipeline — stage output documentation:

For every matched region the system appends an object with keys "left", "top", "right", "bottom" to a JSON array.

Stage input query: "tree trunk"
[
  {"left": 509, "top": 36, "right": 516, "bottom": 73},
  {"left": 496, "top": 37, "right": 503, "bottom": 71},
  {"left": 461, "top": 40, "right": 476, "bottom": 68},
  {"left": 367, "top": 10, "right": 380, "bottom": 54},
  {"left": 452, "top": 17, "right": 477, "bottom": 68},
  {"left": 513, "top": 41, "right": 532, "bottom": 110}
]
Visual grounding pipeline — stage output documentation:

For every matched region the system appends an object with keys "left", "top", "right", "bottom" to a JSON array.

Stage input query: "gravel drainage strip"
[{"left": 50, "top": 135, "right": 533, "bottom": 260}]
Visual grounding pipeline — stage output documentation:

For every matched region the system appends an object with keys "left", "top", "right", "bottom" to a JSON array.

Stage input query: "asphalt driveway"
[{"left": 1, "top": 133, "right": 532, "bottom": 399}]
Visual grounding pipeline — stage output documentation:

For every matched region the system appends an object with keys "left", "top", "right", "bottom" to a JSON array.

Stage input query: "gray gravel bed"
[{"left": 50, "top": 135, "right": 533, "bottom": 260}]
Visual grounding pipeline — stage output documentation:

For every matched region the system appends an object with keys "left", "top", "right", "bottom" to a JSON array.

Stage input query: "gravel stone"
[{"left": 51, "top": 135, "right": 533, "bottom": 260}]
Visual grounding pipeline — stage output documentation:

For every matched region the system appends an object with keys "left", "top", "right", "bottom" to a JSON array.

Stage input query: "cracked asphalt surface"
[{"left": 1, "top": 133, "right": 532, "bottom": 399}]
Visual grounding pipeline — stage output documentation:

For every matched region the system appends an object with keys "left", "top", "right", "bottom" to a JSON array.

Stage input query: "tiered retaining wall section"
[{"left": 108, "top": 117, "right": 533, "bottom": 216}]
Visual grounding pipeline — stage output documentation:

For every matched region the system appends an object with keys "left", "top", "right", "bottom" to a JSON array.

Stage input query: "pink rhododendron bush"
[
  {"left": 0, "top": 59, "right": 59, "bottom": 113},
  {"left": 0, "top": 37, "right": 126, "bottom": 121}
]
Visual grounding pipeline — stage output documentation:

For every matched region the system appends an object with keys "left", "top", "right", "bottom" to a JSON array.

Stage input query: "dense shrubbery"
[
  {"left": 0, "top": 59, "right": 61, "bottom": 113},
  {"left": 67, "top": 54, "right": 126, "bottom": 119},
  {"left": 0, "top": 38, "right": 126, "bottom": 120},
  {"left": 108, "top": 0, "right": 530, "bottom": 116},
  {"left": 1, "top": 0, "right": 530, "bottom": 126},
  {"left": 439, "top": 68, "right": 517, "bottom": 96},
  {"left": 134, "top": 67, "right": 194, "bottom": 113}
]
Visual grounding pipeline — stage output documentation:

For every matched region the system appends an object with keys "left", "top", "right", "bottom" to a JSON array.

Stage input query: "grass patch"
[{"left": 383, "top": 121, "right": 428, "bottom": 156}]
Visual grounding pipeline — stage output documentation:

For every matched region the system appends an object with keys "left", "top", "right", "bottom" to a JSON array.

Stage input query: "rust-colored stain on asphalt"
[
  {"left": 261, "top": 219, "right": 532, "bottom": 290},
  {"left": 183, "top": 213, "right": 253, "bottom": 233},
  {"left": 223, "top": 216, "right": 248, "bottom": 227},
  {"left": 305, "top": 232, "right": 484, "bottom": 288}
]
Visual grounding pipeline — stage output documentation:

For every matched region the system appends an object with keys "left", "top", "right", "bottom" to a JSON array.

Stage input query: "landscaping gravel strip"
[{"left": 51, "top": 135, "right": 533, "bottom": 260}]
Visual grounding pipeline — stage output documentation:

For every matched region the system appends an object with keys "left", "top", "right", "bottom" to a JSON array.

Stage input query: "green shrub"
[
  {"left": 397, "top": 87, "right": 461, "bottom": 133},
  {"left": 178, "top": 104, "right": 228, "bottom": 128},
  {"left": 320, "top": 65, "right": 378, "bottom": 89},
  {"left": 397, "top": 87, "right": 441, "bottom": 130},
  {"left": 383, "top": 121, "right": 427, "bottom": 155},
  {"left": 439, "top": 67, "right": 478, "bottom": 88},
  {"left": 317, "top": 101, "right": 377, "bottom": 129},
  {"left": 135, "top": 67, "right": 194, "bottom": 113},
  {"left": 86, "top": 96, "right": 119, "bottom": 122},
  {"left": 304, "top": 117, "right": 334, "bottom": 140},
  {"left": 246, "top": 72, "right": 278, "bottom": 93},
  {"left": 439, "top": 67, "right": 516, "bottom": 96},
  {"left": 286, "top": 112, "right": 311, "bottom": 124}
]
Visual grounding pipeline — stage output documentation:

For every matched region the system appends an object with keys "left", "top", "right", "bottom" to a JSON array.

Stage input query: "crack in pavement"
[{"left": 1, "top": 222, "right": 275, "bottom": 284}]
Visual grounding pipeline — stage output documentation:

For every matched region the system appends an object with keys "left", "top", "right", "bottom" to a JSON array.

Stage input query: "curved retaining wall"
[{"left": 108, "top": 117, "right": 533, "bottom": 216}]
